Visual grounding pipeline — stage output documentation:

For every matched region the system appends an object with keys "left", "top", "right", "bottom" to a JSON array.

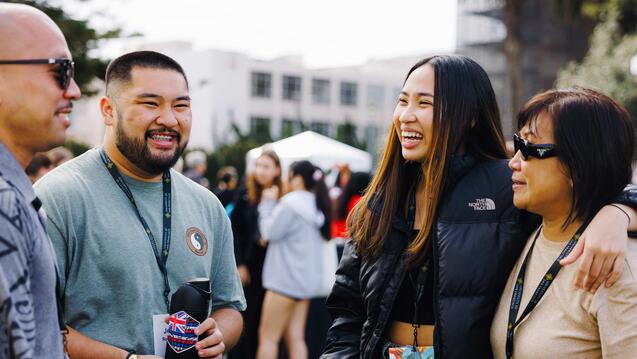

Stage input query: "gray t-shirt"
[
  {"left": 0, "top": 143, "right": 63, "bottom": 358},
  {"left": 34, "top": 149, "right": 246, "bottom": 354}
]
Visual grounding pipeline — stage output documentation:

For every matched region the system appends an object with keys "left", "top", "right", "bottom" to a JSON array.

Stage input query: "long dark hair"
[
  {"left": 349, "top": 55, "right": 508, "bottom": 266},
  {"left": 337, "top": 172, "right": 371, "bottom": 219},
  {"left": 289, "top": 160, "right": 332, "bottom": 240},
  {"left": 517, "top": 87, "right": 634, "bottom": 227}
]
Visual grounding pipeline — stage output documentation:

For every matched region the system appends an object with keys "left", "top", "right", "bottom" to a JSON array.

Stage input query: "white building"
[{"left": 68, "top": 41, "right": 429, "bottom": 152}]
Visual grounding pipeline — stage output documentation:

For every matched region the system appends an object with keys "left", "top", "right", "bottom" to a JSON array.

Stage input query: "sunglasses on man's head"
[
  {"left": 0, "top": 58, "right": 75, "bottom": 91},
  {"left": 513, "top": 133, "right": 559, "bottom": 160}
]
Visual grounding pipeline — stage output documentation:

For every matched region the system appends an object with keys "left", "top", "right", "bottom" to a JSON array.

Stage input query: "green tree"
[
  {"left": 63, "top": 138, "right": 91, "bottom": 157},
  {"left": 6, "top": 0, "right": 127, "bottom": 95},
  {"left": 556, "top": 8, "right": 637, "bottom": 120},
  {"left": 202, "top": 124, "right": 273, "bottom": 183},
  {"left": 336, "top": 122, "right": 364, "bottom": 150},
  {"left": 501, "top": 0, "right": 636, "bottom": 127}
]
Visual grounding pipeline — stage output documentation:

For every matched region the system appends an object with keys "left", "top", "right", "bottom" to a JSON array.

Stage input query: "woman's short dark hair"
[{"left": 517, "top": 87, "right": 634, "bottom": 225}]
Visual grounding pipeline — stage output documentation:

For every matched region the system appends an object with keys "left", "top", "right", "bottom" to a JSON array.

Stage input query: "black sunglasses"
[
  {"left": 513, "top": 133, "right": 559, "bottom": 160},
  {"left": 0, "top": 58, "right": 75, "bottom": 91}
]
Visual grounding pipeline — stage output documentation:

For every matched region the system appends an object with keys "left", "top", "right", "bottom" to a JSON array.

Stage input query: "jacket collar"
[{"left": 368, "top": 154, "right": 477, "bottom": 233}]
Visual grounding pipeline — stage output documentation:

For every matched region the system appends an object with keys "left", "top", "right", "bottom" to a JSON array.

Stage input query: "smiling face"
[
  {"left": 509, "top": 111, "right": 573, "bottom": 218},
  {"left": 254, "top": 154, "right": 280, "bottom": 188},
  {"left": 393, "top": 64, "right": 435, "bottom": 162},
  {"left": 103, "top": 67, "right": 191, "bottom": 174}
]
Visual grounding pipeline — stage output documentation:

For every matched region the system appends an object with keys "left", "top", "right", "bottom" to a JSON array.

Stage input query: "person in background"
[
  {"left": 213, "top": 166, "right": 238, "bottom": 208},
  {"left": 228, "top": 149, "right": 282, "bottom": 359},
  {"left": 257, "top": 160, "right": 332, "bottom": 359},
  {"left": 491, "top": 88, "right": 637, "bottom": 358},
  {"left": 184, "top": 149, "right": 210, "bottom": 189},
  {"left": 47, "top": 146, "right": 73, "bottom": 167},
  {"left": 172, "top": 156, "right": 184, "bottom": 173},
  {"left": 328, "top": 163, "right": 351, "bottom": 205},
  {"left": 331, "top": 171, "right": 371, "bottom": 239},
  {"left": 0, "top": 3, "right": 82, "bottom": 357},
  {"left": 25, "top": 152, "right": 53, "bottom": 183}
]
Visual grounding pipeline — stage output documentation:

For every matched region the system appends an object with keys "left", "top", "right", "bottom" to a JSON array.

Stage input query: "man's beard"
[{"left": 115, "top": 123, "right": 187, "bottom": 175}]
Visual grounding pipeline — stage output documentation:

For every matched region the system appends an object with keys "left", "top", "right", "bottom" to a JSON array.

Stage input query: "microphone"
[{"left": 165, "top": 278, "right": 211, "bottom": 358}]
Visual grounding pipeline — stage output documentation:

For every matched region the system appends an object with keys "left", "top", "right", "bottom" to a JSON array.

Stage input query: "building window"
[
  {"left": 250, "top": 116, "right": 272, "bottom": 142},
  {"left": 251, "top": 72, "right": 271, "bottom": 98},
  {"left": 281, "top": 118, "right": 304, "bottom": 138},
  {"left": 366, "top": 84, "right": 385, "bottom": 110},
  {"left": 340, "top": 81, "right": 358, "bottom": 106},
  {"left": 282, "top": 75, "right": 302, "bottom": 101},
  {"left": 310, "top": 121, "right": 330, "bottom": 136},
  {"left": 312, "top": 78, "right": 330, "bottom": 105}
]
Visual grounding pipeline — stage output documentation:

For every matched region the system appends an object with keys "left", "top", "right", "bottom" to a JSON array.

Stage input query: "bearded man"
[{"left": 35, "top": 51, "right": 245, "bottom": 359}]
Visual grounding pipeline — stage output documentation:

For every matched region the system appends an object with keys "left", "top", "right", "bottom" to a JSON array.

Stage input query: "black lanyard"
[
  {"left": 405, "top": 189, "right": 432, "bottom": 348},
  {"left": 409, "top": 258, "right": 430, "bottom": 347},
  {"left": 99, "top": 148, "right": 172, "bottom": 310},
  {"left": 505, "top": 222, "right": 589, "bottom": 359}
]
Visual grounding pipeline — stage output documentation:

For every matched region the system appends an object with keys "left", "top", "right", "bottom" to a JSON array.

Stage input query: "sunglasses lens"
[
  {"left": 60, "top": 60, "right": 73, "bottom": 90},
  {"left": 514, "top": 135, "right": 528, "bottom": 160}
]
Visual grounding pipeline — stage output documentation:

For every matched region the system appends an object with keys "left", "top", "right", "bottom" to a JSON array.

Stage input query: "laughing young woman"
[{"left": 320, "top": 55, "right": 637, "bottom": 359}]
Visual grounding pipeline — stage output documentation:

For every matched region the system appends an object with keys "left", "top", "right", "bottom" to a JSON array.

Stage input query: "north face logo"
[{"left": 468, "top": 198, "right": 496, "bottom": 211}]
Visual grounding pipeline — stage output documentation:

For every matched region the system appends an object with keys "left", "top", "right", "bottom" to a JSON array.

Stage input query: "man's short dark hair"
[
  {"left": 105, "top": 50, "right": 189, "bottom": 96},
  {"left": 25, "top": 153, "right": 51, "bottom": 177},
  {"left": 517, "top": 87, "right": 635, "bottom": 226}
]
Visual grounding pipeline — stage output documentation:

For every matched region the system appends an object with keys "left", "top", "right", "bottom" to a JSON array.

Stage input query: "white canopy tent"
[{"left": 245, "top": 131, "right": 373, "bottom": 176}]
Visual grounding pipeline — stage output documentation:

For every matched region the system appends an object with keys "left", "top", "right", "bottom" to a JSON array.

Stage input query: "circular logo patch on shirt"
[{"left": 185, "top": 227, "right": 207, "bottom": 256}]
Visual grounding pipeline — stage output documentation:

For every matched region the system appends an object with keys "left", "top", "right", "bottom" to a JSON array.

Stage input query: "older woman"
[{"left": 491, "top": 88, "right": 637, "bottom": 358}]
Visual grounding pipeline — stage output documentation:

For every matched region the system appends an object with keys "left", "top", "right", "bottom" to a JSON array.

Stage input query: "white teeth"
[
  {"left": 401, "top": 131, "right": 423, "bottom": 139},
  {"left": 153, "top": 135, "right": 173, "bottom": 141}
]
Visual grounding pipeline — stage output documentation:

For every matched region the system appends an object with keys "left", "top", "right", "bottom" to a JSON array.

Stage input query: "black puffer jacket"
[
  {"left": 321, "top": 158, "right": 538, "bottom": 359},
  {"left": 230, "top": 188, "right": 259, "bottom": 267}
]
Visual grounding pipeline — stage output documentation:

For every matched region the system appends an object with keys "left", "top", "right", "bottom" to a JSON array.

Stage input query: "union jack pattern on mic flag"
[{"left": 166, "top": 310, "right": 200, "bottom": 353}]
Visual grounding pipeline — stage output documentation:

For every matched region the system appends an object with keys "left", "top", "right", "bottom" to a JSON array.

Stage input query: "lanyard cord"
[
  {"left": 405, "top": 189, "right": 432, "bottom": 348},
  {"left": 99, "top": 148, "right": 173, "bottom": 310},
  {"left": 505, "top": 221, "right": 589, "bottom": 359}
]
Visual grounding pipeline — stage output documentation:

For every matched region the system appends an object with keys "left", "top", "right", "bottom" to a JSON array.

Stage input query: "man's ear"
[{"left": 100, "top": 96, "right": 115, "bottom": 126}]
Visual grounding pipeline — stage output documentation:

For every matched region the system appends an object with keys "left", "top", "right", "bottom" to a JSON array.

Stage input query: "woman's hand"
[
  {"left": 560, "top": 205, "right": 630, "bottom": 293},
  {"left": 262, "top": 185, "right": 279, "bottom": 201}
]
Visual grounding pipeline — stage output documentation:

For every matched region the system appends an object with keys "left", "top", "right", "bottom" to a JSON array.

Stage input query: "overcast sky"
[{"left": 61, "top": 0, "right": 458, "bottom": 68}]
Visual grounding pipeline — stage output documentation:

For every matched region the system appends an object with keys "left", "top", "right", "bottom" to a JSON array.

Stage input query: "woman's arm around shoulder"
[{"left": 590, "top": 240, "right": 637, "bottom": 357}]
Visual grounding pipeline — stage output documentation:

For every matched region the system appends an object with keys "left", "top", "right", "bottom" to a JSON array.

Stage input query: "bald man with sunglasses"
[{"left": 0, "top": 3, "right": 81, "bottom": 358}]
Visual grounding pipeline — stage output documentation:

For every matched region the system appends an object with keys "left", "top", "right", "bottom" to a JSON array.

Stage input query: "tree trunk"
[{"left": 503, "top": 0, "right": 524, "bottom": 133}]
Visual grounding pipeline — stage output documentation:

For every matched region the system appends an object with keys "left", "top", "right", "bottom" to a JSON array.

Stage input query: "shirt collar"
[{"left": 0, "top": 142, "right": 37, "bottom": 205}]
